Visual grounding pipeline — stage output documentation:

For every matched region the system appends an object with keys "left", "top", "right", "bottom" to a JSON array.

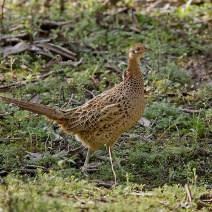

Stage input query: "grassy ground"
[{"left": 0, "top": 0, "right": 211, "bottom": 211}]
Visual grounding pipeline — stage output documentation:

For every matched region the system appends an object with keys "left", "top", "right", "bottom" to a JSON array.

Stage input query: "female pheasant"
[{"left": 1, "top": 44, "right": 151, "bottom": 173}]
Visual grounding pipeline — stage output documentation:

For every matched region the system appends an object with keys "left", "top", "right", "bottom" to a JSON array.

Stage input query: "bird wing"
[{"left": 63, "top": 91, "right": 130, "bottom": 132}]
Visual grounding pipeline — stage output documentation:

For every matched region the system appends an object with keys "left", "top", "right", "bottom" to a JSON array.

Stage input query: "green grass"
[
  {"left": 0, "top": 173, "right": 210, "bottom": 211},
  {"left": 0, "top": 0, "right": 211, "bottom": 210}
]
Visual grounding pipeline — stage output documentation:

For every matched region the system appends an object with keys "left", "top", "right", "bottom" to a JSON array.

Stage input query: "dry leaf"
[{"left": 3, "top": 42, "right": 29, "bottom": 57}]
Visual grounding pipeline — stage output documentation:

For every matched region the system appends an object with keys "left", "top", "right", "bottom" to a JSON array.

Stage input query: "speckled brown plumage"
[{"left": 1, "top": 44, "right": 151, "bottom": 171}]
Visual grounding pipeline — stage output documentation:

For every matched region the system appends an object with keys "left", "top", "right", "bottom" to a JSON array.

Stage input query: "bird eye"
[{"left": 133, "top": 47, "right": 140, "bottom": 54}]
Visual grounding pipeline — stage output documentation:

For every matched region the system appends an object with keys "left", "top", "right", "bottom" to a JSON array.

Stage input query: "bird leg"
[
  {"left": 106, "top": 145, "right": 121, "bottom": 169},
  {"left": 81, "top": 148, "right": 92, "bottom": 175},
  {"left": 108, "top": 146, "right": 117, "bottom": 185}
]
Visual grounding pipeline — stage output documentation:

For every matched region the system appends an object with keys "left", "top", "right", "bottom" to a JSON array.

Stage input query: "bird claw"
[{"left": 80, "top": 163, "right": 99, "bottom": 176}]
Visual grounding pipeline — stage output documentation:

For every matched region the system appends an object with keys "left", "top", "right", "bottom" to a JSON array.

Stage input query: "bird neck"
[{"left": 126, "top": 57, "right": 142, "bottom": 78}]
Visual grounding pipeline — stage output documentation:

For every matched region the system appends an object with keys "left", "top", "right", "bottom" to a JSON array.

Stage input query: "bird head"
[{"left": 129, "top": 44, "right": 151, "bottom": 61}]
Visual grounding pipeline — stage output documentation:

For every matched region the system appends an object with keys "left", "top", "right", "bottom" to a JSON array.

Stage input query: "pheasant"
[{"left": 1, "top": 44, "right": 151, "bottom": 175}]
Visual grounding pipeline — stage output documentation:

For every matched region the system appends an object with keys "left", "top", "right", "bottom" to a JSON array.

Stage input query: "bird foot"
[
  {"left": 80, "top": 163, "right": 99, "bottom": 176},
  {"left": 81, "top": 165, "right": 89, "bottom": 176}
]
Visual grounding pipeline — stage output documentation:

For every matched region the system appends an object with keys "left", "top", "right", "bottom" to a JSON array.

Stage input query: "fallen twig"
[
  {"left": 24, "top": 164, "right": 48, "bottom": 170},
  {"left": 0, "top": 79, "right": 36, "bottom": 90},
  {"left": 60, "top": 57, "right": 83, "bottom": 67},
  {"left": 67, "top": 145, "right": 85, "bottom": 156},
  {"left": 0, "top": 138, "right": 24, "bottom": 142},
  {"left": 40, "top": 19, "right": 71, "bottom": 28},
  {"left": 179, "top": 108, "right": 201, "bottom": 113},
  {"left": 35, "top": 43, "right": 76, "bottom": 60},
  {"left": 92, "top": 180, "right": 115, "bottom": 189},
  {"left": 17, "top": 169, "right": 49, "bottom": 174},
  {"left": 105, "top": 65, "right": 122, "bottom": 75},
  {"left": 84, "top": 88, "right": 96, "bottom": 98}
]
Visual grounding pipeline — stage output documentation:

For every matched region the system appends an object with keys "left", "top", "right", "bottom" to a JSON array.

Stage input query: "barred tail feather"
[{"left": 1, "top": 96, "right": 65, "bottom": 121}]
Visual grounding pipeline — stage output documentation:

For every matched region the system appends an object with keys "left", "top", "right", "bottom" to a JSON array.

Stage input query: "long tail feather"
[{"left": 1, "top": 96, "right": 65, "bottom": 121}]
